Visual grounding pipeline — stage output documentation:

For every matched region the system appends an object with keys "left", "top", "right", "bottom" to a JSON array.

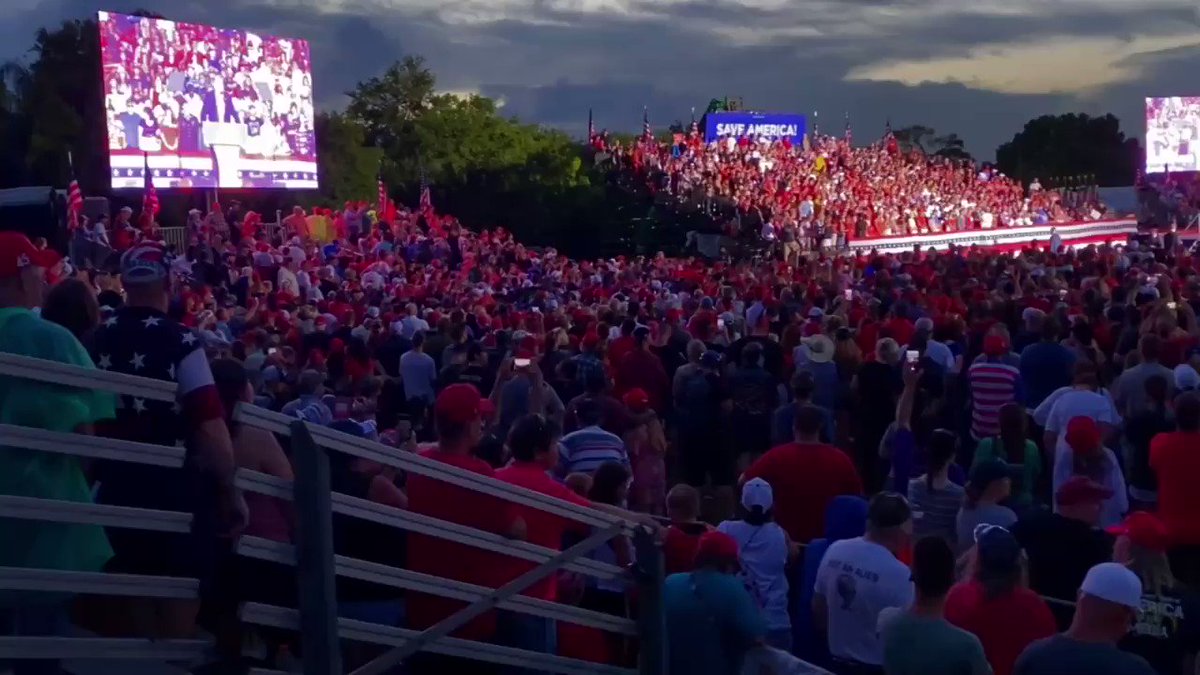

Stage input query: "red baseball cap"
[
  {"left": 1055, "top": 475, "right": 1113, "bottom": 507},
  {"left": 622, "top": 388, "right": 650, "bottom": 412},
  {"left": 694, "top": 531, "right": 740, "bottom": 567},
  {"left": 435, "top": 383, "right": 495, "bottom": 425},
  {"left": 1107, "top": 511, "right": 1170, "bottom": 552},
  {"left": 0, "top": 231, "right": 60, "bottom": 279},
  {"left": 1065, "top": 416, "right": 1101, "bottom": 455},
  {"left": 983, "top": 334, "right": 1008, "bottom": 356}
]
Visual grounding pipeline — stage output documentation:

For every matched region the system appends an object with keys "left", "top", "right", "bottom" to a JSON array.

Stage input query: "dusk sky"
[{"left": 6, "top": 0, "right": 1200, "bottom": 158}]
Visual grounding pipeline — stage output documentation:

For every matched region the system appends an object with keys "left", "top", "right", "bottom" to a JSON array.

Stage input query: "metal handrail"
[
  {"left": 236, "top": 469, "right": 625, "bottom": 580},
  {"left": 0, "top": 567, "right": 198, "bottom": 599},
  {"left": 0, "top": 494, "right": 192, "bottom": 532},
  {"left": 0, "top": 423, "right": 186, "bottom": 468},
  {"left": 0, "top": 351, "right": 208, "bottom": 664},
  {"left": 236, "top": 536, "right": 636, "bottom": 635},
  {"left": 241, "top": 603, "right": 636, "bottom": 675},
  {"left": 235, "top": 404, "right": 633, "bottom": 531}
]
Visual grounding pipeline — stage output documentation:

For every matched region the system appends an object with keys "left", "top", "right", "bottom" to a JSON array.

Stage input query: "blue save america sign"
[{"left": 705, "top": 111, "right": 806, "bottom": 143}]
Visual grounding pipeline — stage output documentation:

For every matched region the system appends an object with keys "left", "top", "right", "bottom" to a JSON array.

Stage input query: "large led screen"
[
  {"left": 99, "top": 11, "right": 317, "bottom": 190},
  {"left": 1146, "top": 96, "right": 1200, "bottom": 174}
]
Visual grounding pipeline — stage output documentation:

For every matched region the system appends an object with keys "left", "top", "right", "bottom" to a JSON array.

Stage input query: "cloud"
[
  {"left": 846, "top": 33, "right": 1200, "bottom": 95},
  {"left": 5, "top": 0, "right": 1200, "bottom": 161}
]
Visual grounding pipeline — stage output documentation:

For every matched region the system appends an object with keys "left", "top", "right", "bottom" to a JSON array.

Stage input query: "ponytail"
[{"left": 744, "top": 506, "right": 771, "bottom": 527}]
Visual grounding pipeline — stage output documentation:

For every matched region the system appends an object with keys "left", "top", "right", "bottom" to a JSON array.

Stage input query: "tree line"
[{"left": 0, "top": 14, "right": 1142, "bottom": 255}]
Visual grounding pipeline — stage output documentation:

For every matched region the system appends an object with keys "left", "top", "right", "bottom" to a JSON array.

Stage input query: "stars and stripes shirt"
[{"left": 88, "top": 306, "right": 224, "bottom": 508}]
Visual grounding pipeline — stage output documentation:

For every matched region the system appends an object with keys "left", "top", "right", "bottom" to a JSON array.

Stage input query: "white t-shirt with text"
[{"left": 814, "top": 536, "right": 914, "bottom": 665}]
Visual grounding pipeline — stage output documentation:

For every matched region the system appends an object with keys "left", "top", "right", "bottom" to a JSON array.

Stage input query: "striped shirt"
[
  {"left": 908, "top": 478, "right": 965, "bottom": 546},
  {"left": 967, "top": 359, "right": 1021, "bottom": 440},
  {"left": 557, "top": 425, "right": 629, "bottom": 477}
]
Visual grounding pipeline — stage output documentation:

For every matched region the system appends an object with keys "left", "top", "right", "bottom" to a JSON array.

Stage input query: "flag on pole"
[
  {"left": 418, "top": 162, "right": 433, "bottom": 213},
  {"left": 642, "top": 106, "right": 652, "bottom": 141},
  {"left": 884, "top": 117, "right": 893, "bottom": 138},
  {"left": 141, "top": 152, "right": 159, "bottom": 220},
  {"left": 377, "top": 160, "right": 388, "bottom": 216},
  {"left": 588, "top": 108, "right": 595, "bottom": 141},
  {"left": 844, "top": 112, "right": 852, "bottom": 145},
  {"left": 66, "top": 151, "right": 84, "bottom": 231}
]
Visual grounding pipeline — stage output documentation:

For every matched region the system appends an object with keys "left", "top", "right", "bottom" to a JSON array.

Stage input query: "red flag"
[
  {"left": 66, "top": 152, "right": 84, "bottom": 231},
  {"left": 141, "top": 152, "right": 159, "bottom": 219}
]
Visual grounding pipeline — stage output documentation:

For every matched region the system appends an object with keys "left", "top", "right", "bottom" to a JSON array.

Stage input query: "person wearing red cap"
[
  {"left": 405, "top": 383, "right": 521, "bottom": 649},
  {"left": 1012, "top": 476, "right": 1115, "bottom": 626},
  {"left": 0, "top": 231, "right": 117, "bottom": 582},
  {"left": 967, "top": 332, "right": 1021, "bottom": 442},
  {"left": 1051, "top": 416, "right": 1127, "bottom": 528},
  {"left": 663, "top": 530, "right": 766, "bottom": 675},
  {"left": 1109, "top": 511, "right": 1200, "bottom": 674}
]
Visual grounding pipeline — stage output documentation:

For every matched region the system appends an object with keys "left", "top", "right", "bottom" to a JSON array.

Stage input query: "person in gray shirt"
[
  {"left": 399, "top": 331, "right": 437, "bottom": 405},
  {"left": 1111, "top": 335, "right": 1173, "bottom": 418},
  {"left": 955, "top": 459, "right": 1017, "bottom": 554},
  {"left": 1014, "top": 563, "right": 1156, "bottom": 675}
]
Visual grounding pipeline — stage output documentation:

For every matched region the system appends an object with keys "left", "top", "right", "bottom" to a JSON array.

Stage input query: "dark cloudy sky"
[{"left": 6, "top": 0, "right": 1200, "bottom": 158}]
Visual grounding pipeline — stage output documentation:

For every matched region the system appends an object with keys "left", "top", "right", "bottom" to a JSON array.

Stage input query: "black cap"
[
  {"left": 976, "top": 526, "right": 1021, "bottom": 573},
  {"left": 868, "top": 492, "right": 912, "bottom": 529}
]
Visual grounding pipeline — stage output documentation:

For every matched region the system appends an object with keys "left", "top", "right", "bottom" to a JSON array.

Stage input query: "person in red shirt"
[
  {"left": 495, "top": 413, "right": 658, "bottom": 657},
  {"left": 742, "top": 405, "right": 863, "bottom": 543},
  {"left": 405, "top": 384, "right": 523, "bottom": 647},
  {"left": 662, "top": 483, "right": 712, "bottom": 575},
  {"left": 1150, "top": 392, "right": 1200, "bottom": 582},
  {"left": 945, "top": 526, "right": 1056, "bottom": 675}
]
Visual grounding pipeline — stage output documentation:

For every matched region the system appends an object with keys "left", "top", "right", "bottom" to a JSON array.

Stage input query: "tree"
[
  {"left": 313, "top": 112, "right": 383, "bottom": 204},
  {"left": 892, "top": 125, "right": 972, "bottom": 161},
  {"left": 344, "top": 55, "right": 435, "bottom": 163},
  {"left": 996, "top": 113, "right": 1140, "bottom": 187}
]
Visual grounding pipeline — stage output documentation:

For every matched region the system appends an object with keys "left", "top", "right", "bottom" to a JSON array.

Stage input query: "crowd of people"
[
  {"left": 2, "top": 129, "right": 1200, "bottom": 675},
  {"left": 594, "top": 129, "right": 1108, "bottom": 253}
]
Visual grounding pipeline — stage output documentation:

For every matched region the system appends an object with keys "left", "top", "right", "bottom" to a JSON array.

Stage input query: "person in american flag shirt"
[{"left": 88, "top": 241, "right": 243, "bottom": 639}]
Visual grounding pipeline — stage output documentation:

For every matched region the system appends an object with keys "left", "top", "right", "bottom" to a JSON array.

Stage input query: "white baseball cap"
[
  {"left": 1080, "top": 562, "right": 1143, "bottom": 610},
  {"left": 741, "top": 478, "right": 774, "bottom": 512}
]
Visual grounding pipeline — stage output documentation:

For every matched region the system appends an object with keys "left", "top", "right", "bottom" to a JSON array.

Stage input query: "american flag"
[
  {"left": 418, "top": 163, "right": 433, "bottom": 213},
  {"left": 377, "top": 161, "right": 388, "bottom": 217},
  {"left": 642, "top": 106, "right": 652, "bottom": 141},
  {"left": 66, "top": 151, "right": 84, "bottom": 230},
  {"left": 141, "top": 152, "right": 159, "bottom": 219},
  {"left": 844, "top": 112, "right": 852, "bottom": 145}
]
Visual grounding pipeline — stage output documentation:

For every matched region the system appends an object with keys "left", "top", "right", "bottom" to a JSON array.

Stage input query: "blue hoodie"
[{"left": 791, "top": 495, "right": 868, "bottom": 660}]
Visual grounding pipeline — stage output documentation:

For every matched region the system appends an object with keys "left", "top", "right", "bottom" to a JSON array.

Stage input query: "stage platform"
[{"left": 846, "top": 218, "right": 1138, "bottom": 254}]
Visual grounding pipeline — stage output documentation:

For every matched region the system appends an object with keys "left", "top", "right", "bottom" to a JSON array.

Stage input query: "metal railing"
[
  {"left": 0, "top": 353, "right": 209, "bottom": 665},
  {"left": 0, "top": 352, "right": 664, "bottom": 675}
]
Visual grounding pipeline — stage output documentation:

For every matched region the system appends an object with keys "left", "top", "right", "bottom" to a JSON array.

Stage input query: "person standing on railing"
[
  {"left": 87, "top": 241, "right": 242, "bottom": 640},
  {"left": 0, "top": 232, "right": 117, "bottom": 671}
]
